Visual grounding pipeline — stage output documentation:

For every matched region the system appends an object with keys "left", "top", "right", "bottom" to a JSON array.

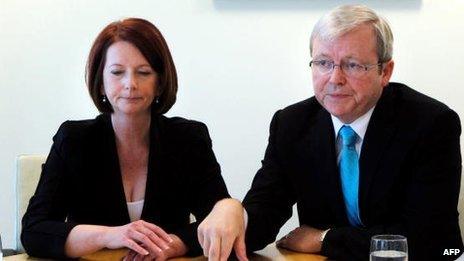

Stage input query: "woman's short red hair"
[{"left": 86, "top": 18, "right": 177, "bottom": 114}]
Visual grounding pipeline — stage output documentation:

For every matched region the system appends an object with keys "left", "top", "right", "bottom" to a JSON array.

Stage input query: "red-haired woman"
[{"left": 21, "top": 18, "right": 229, "bottom": 261}]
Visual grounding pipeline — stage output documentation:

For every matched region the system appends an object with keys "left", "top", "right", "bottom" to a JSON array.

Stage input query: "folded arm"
[{"left": 321, "top": 109, "right": 463, "bottom": 260}]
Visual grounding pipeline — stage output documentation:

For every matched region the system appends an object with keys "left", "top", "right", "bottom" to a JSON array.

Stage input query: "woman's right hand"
[
  {"left": 102, "top": 220, "right": 174, "bottom": 256},
  {"left": 123, "top": 233, "right": 187, "bottom": 261}
]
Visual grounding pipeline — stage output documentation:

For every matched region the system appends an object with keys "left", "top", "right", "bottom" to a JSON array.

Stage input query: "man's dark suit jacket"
[
  {"left": 243, "top": 82, "right": 463, "bottom": 261},
  {"left": 21, "top": 114, "right": 229, "bottom": 259}
]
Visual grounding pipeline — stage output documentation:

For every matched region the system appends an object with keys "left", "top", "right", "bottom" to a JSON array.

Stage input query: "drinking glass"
[{"left": 370, "top": 234, "right": 408, "bottom": 261}]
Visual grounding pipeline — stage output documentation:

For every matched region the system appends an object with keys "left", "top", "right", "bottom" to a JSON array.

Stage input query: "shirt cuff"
[
  {"left": 243, "top": 208, "right": 248, "bottom": 230},
  {"left": 320, "top": 228, "right": 330, "bottom": 242}
]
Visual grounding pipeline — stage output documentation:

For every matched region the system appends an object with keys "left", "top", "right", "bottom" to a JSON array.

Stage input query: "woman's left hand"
[{"left": 123, "top": 233, "right": 188, "bottom": 261}]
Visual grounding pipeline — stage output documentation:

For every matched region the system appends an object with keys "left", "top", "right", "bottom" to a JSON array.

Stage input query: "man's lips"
[{"left": 326, "top": 93, "right": 351, "bottom": 98}]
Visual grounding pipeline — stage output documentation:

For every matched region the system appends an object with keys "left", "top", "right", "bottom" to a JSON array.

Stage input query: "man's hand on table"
[
  {"left": 197, "top": 198, "right": 248, "bottom": 261},
  {"left": 276, "top": 225, "right": 324, "bottom": 253}
]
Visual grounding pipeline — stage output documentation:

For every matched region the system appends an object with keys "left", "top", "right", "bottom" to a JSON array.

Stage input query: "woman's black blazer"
[{"left": 21, "top": 113, "right": 230, "bottom": 258}]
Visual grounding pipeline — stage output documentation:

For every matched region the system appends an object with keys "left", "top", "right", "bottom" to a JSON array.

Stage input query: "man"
[{"left": 198, "top": 5, "right": 463, "bottom": 261}]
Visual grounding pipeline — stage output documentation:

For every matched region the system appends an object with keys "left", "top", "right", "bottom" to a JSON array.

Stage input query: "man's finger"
[
  {"left": 202, "top": 233, "right": 211, "bottom": 257},
  {"left": 197, "top": 227, "right": 205, "bottom": 249},
  {"left": 219, "top": 232, "right": 234, "bottom": 261},
  {"left": 233, "top": 233, "right": 248, "bottom": 261},
  {"left": 208, "top": 235, "right": 221, "bottom": 261}
]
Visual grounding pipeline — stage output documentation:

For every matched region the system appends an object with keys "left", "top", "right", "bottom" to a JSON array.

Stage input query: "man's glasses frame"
[{"left": 309, "top": 60, "right": 383, "bottom": 77}]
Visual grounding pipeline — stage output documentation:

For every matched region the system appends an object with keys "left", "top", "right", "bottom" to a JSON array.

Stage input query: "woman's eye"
[
  {"left": 138, "top": 71, "right": 152, "bottom": 75},
  {"left": 111, "top": 70, "right": 123, "bottom": 76}
]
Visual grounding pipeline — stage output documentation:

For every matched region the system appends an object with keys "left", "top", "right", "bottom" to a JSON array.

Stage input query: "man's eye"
[
  {"left": 319, "top": 60, "right": 333, "bottom": 68},
  {"left": 347, "top": 62, "right": 362, "bottom": 70}
]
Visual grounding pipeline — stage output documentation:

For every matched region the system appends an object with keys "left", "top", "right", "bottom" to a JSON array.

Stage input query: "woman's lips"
[{"left": 120, "top": 97, "right": 142, "bottom": 102}]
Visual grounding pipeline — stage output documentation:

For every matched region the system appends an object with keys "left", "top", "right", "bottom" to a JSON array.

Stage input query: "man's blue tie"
[{"left": 339, "top": 125, "right": 362, "bottom": 227}]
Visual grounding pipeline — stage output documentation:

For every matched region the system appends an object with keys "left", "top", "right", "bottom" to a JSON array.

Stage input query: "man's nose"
[{"left": 328, "top": 65, "right": 346, "bottom": 85}]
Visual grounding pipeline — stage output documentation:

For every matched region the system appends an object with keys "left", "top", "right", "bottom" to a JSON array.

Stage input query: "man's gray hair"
[{"left": 310, "top": 5, "right": 394, "bottom": 62}]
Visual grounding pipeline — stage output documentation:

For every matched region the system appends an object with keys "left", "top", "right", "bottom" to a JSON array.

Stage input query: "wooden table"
[{"left": 5, "top": 243, "right": 327, "bottom": 260}]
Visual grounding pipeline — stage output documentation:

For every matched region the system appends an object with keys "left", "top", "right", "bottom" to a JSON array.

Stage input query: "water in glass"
[{"left": 370, "top": 250, "right": 407, "bottom": 261}]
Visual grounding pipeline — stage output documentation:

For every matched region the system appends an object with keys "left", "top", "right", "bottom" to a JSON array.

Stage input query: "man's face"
[{"left": 311, "top": 23, "right": 394, "bottom": 123}]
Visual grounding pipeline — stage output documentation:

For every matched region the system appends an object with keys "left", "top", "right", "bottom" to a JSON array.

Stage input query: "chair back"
[{"left": 16, "top": 154, "right": 47, "bottom": 252}]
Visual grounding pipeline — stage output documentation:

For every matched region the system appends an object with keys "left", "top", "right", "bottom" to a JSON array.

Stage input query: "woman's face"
[{"left": 102, "top": 41, "right": 158, "bottom": 117}]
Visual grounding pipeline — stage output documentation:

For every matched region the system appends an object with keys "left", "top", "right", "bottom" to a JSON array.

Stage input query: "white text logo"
[{"left": 443, "top": 249, "right": 460, "bottom": 255}]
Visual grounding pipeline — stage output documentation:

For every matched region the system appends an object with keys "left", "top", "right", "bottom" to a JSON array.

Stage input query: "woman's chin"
[{"left": 113, "top": 106, "right": 151, "bottom": 116}]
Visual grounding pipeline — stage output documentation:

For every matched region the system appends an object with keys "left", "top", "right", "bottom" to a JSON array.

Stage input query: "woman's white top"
[{"left": 127, "top": 199, "right": 144, "bottom": 222}]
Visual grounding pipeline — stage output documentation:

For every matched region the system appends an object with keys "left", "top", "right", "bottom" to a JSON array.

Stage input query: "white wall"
[{"left": 1, "top": 0, "right": 463, "bottom": 249}]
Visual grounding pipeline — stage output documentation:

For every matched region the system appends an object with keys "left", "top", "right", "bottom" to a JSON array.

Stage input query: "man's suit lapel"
[
  {"left": 309, "top": 109, "right": 349, "bottom": 224},
  {"left": 358, "top": 86, "right": 397, "bottom": 223}
]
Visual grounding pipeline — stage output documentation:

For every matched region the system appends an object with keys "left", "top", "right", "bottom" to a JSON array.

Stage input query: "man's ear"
[{"left": 381, "top": 60, "right": 394, "bottom": 87}]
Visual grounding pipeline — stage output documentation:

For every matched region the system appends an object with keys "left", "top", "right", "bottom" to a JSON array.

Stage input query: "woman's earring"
[
  {"left": 155, "top": 97, "right": 160, "bottom": 104},
  {"left": 102, "top": 95, "right": 108, "bottom": 103}
]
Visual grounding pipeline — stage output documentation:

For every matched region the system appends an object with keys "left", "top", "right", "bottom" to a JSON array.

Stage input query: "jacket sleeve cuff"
[
  {"left": 21, "top": 221, "right": 79, "bottom": 259},
  {"left": 173, "top": 222, "right": 203, "bottom": 257}
]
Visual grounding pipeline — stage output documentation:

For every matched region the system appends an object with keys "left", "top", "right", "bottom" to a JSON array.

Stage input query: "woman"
[{"left": 21, "top": 18, "right": 229, "bottom": 260}]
